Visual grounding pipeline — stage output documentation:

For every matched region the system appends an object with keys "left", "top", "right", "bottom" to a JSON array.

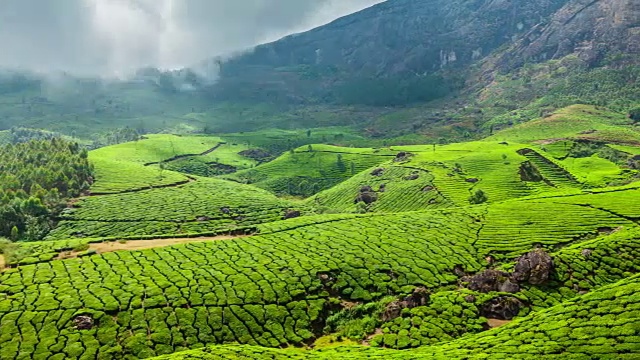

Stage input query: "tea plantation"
[
  {"left": 152, "top": 273, "right": 640, "bottom": 359},
  {"left": 1, "top": 123, "right": 640, "bottom": 359}
]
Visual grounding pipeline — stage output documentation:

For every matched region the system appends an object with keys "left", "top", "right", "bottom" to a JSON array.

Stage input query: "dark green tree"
[
  {"left": 336, "top": 154, "right": 346, "bottom": 172},
  {"left": 629, "top": 107, "right": 640, "bottom": 122},
  {"left": 469, "top": 189, "right": 488, "bottom": 205}
]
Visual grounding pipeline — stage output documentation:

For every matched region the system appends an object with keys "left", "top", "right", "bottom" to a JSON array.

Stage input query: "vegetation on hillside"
[{"left": 0, "top": 139, "right": 93, "bottom": 240}]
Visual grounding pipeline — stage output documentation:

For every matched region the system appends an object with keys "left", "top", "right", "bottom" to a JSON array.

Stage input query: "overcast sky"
[{"left": 0, "top": 0, "right": 383, "bottom": 77}]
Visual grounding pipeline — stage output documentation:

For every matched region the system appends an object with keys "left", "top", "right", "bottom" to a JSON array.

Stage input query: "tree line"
[{"left": 0, "top": 138, "right": 93, "bottom": 241}]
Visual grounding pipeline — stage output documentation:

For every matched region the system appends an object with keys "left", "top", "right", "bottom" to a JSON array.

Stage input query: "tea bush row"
[{"left": 152, "top": 273, "right": 640, "bottom": 359}]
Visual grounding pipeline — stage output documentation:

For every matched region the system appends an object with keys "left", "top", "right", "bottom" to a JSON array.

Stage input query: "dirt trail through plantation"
[
  {"left": 487, "top": 319, "right": 512, "bottom": 328},
  {"left": 57, "top": 235, "right": 245, "bottom": 260}
]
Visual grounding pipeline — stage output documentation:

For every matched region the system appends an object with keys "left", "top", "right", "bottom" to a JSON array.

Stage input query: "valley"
[
  {"left": 0, "top": 0, "right": 639, "bottom": 358},
  {"left": 1, "top": 104, "right": 640, "bottom": 359}
]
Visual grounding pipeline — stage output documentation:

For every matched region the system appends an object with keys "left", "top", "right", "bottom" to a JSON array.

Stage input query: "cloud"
[{"left": 0, "top": 0, "right": 383, "bottom": 77}]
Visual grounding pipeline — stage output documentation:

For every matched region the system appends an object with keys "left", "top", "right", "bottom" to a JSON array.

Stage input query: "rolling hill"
[
  {"left": 1, "top": 106, "right": 640, "bottom": 358},
  {"left": 1, "top": 0, "right": 640, "bottom": 359}
]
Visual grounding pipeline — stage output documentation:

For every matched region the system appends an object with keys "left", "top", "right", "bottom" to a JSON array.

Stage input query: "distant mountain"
[
  {"left": 210, "top": 0, "right": 639, "bottom": 109},
  {"left": 0, "top": 0, "right": 637, "bottom": 140}
]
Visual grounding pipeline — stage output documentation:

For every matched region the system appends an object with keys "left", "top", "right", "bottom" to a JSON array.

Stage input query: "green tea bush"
[{"left": 47, "top": 177, "right": 301, "bottom": 240}]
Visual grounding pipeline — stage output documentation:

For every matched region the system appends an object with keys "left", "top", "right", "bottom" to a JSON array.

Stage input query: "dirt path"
[
  {"left": 57, "top": 235, "right": 245, "bottom": 260},
  {"left": 0, "top": 255, "right": 4, "bottom": 269},
  {"left": 487, "top": 319, "right": 512, "bottom": 328}
]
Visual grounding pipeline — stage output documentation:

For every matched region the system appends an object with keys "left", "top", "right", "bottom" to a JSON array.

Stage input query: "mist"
[{"left": 0, "top": 0, "right": 384, "bottom": 78}]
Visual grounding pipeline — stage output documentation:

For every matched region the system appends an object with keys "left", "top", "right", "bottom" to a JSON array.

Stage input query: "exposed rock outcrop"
[
  {"left": 480, "top": 296, "right": 523, "bottom": 320},
  {"left": 382, "top": 287, "right": 431, "bottom": 321},
  {"left": 73, "top": 315, "right": 94, "bottom": 330},
  {"left": 513, "top": 249, "right": 554, "bottom": 285},
  {"left": 463, "top": 269, "right": 521, "bottom": 293}
]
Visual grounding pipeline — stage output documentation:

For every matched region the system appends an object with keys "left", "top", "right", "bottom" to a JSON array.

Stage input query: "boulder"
[
  {"left": 356, "top": 191, "right": 379, "bottom": 204},
  {"left": 480, "top": 296, "right": 522, "bottom": 320},
  {"left": 393, "top": 152, "right": 412, "bottom": 162},
  {"left": 499, "top": 279, "right": 521, "bottom": 293},
  {"left": 402, "top": 287, "right": 430, "bottom": 308},
  {"left": 371, "top": 168, "right": 385, "bottom": 176},
  {"left": 382, "top": 301, "right": 402, "bottom": 321},
  {"left": 283, "top": 210, "right": 301, "bottom": 220},
  {"left": 73, "top": 315, "right": 94, "bottom": 330},
  {"left": 382, "top": 287, "right": 430, "bottom": 321},
  {"left": 463, "top": 269, "right": 514, "bottom": 293},
  {"left": 512, "top": 249, "right": 554, "bottom": 285}
]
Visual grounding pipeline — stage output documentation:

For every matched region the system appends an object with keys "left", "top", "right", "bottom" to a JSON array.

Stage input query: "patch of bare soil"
[
  {"left": 533, "top": 138, "right": 569, "bottom": 145},
  {"left": 487, "top": 318, "right": 512, "bottom": 328},
  {"left": 362, "top": 329, "right": 384, "bottom": 346},
  {"left": 57, "top": 235, "right": 244, "bottom": 260}
]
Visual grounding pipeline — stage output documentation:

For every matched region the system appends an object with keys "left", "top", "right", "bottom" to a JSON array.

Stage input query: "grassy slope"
[
  {"left": 489, "top": 105, "right": 640, "bottom": 144},
  {"left": 88, "top": 134, "right": 259, "bottom": 194},
  {"left": 226, "top": 145, "right": 397, "bottom": 197},
  {"left": 152, "top": 273, "right": 640, "bottom": 359},
  {"left": 48, "top": 176, "right": 304, "bottom": 240},
  {"left": 310, "top": 141, "right": 589, "bottom": 213},
  {"left": 2, "top": 122, "right": 640, "bottom": 359},
  {"left": 2, "top": 187, "right": 639, "bottom": 358}
]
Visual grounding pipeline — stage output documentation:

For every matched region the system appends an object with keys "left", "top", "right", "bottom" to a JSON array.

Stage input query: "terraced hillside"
[
  {"left": 226, "top": 145, "right": 397, "bottom": 197},
  {"left": 152, "top": 273, "right": 640, "bottom": 359},
  {"left": 1, "top": 120, "right": 640, "bottom": 360},
  {"left": 309, "top": 140, "right": 619, "bottom": 213},
  {"left": 490, "top": 105, "right": 640, "bottom": 145},
  {"left": 88, "top": 134, "right": 258, "bottom": 194},
  {"left": 2, "top": 186, "right": 640, "bottom": 359}
]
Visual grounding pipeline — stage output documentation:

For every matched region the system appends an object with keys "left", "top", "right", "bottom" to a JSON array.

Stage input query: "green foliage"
[
  {"left": 489, "top": 105, "right": 640, "bottom": 144},
  {"left": 333, "top": 75, "right": 450, "bottom": 106},
  {"left": 46, "top": 177, "right": 300, "bottom": 240},
  {"left": 148, "top": 274, "right": 640, "bottom": 359},
  {"left": 0, "top": 138, "right": 93, "bottom": 240},
  {"left": 629, "top": 106, "right": 640, "bottom": 122},
  {"left": 2, "top": 187, "right": 640, "bottom": 358},
  {"left": 468, "top": 189, "right": 487, "bottom": 205},
  {"left": 227, "top": 145, "right": 395, "bottom": 197}
]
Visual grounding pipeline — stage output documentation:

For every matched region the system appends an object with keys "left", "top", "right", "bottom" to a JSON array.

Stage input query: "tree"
[
  {"left": 307, "top": 130, "right": 312, "bottom": 138},
  {"left": 159, "top": 163, "right": 166, "bottom": 180},
  {"left": 629, "top": 107, "right": 640, "bottom": 123},
  {"left": 10, "top": 226, "right": 19, "bottom": 241},
  {"left": 336, "top": 154, "right": 346, "bottom": 172},
  {"left": 307, "top": 145, "right": 313, "bottom": 152},
  {"left": 469, "top": 189, "right": 488, "bottom": 205}
]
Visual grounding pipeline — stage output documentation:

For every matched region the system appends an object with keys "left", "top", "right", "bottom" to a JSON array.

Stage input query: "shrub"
[{"left": 469, "top": 189, "right": 488, "bottom": 204}]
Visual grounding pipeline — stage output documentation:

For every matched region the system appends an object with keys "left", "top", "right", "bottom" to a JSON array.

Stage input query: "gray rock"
[
  {"left": 513, "top": 249, "right": 554, "bottom": 285},
  {"left": 480, "top": 296, "right": 523, "bottom": 320},
  {"left": 463, "top": 269, "right": 511, "bottom": 293},
  {"left": 73, "top": 315, "right": 94, "bottom": 330}
]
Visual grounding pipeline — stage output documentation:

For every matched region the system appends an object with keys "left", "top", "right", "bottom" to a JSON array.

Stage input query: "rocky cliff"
[
  {"left": 222, "top": 0, "right": 570, "bottom": 77},
  {"left": 489, "top": 0, "right": 640, "bottom": 70}
]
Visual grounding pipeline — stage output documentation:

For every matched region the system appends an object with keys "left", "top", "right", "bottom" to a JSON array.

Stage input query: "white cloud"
[{"left": 0, "top": 0, "right": 384, "bottom": 77}]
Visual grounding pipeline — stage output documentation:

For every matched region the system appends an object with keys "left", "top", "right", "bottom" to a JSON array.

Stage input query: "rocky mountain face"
[
  {"left": 488, "top": 0, "right": 640, "bottom": 71},
  {"left": 211, "top": 0, "right": 638, "bottom": 107},
  {"left": 223, "top": 0, "right": 569, "bottom": 76}
]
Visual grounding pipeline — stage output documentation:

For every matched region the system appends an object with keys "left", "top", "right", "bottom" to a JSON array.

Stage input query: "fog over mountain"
[{"left": 0, "top": 0, "right": 383, "bottom": 77}]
